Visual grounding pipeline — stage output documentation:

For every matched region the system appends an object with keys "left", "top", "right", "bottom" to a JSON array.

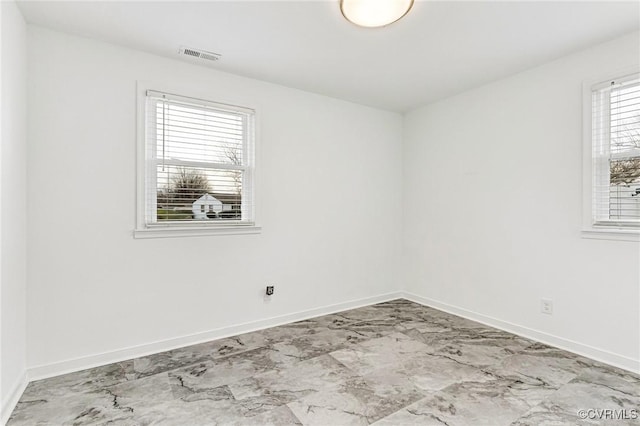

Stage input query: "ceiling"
[{"left": 16, "top": 0, "right": 640, "bottom": 112}]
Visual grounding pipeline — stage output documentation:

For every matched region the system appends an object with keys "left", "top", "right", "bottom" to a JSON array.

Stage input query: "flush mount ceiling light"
[{"left": 340, "top": 0, "right": 414, "bottom": 28}]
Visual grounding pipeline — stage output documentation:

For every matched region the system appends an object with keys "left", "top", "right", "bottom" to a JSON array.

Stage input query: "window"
[
  {"left": 589, "top": 73, "right": 640, "bottom": 231},
  {"left": 136, "top": 89, "right": 257, "bottom": 237}
]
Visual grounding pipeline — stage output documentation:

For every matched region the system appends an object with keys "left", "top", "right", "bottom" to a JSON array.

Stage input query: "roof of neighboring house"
[
  {"left": 159, "top": 193, "right": 241, "bottom": 211},
  {"left": 209, "top": 192, "right": 241, "bottom": 205},
  {"left": 189, "top": 192, "right": 240, "bottom": 205},
  {"left": 193, "top": 193, "right": 223, "bottom": 204}
]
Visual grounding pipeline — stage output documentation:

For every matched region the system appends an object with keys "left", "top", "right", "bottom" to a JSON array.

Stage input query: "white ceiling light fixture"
[{"left": 340, "top": 0, "right": 414, "bottom": 28}]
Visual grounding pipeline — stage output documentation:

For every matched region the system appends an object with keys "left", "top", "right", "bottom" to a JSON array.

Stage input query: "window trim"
[
  {"left": 582, "top": 67, "right": 640, "bottom": 242},
  {"left": 134, "top": 81, "right": 261, "bottom": 239}
]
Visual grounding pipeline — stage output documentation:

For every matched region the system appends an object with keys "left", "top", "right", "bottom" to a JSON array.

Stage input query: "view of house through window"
[
  {"left": 144, "top": 91, "right": 255, "bottom": 227},
  {"left": 592, "top": 74, "right": 640, "bottom": 226}
]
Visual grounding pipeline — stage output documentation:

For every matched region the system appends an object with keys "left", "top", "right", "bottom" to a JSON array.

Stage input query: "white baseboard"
[
  {"left": 1, "top": 369, "right": 28, "bottom": 426},
  {"left": 27, "top": 291, "right": 404, "bottom": 382},
  {"left": 23, "top": 290, "right": 638, "bottom": 402},
  {"left": 402, "top": 292, "right": 640, "bottom": 375}
]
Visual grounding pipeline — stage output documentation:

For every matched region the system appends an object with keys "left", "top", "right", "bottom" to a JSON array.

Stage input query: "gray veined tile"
[
  {"left": 270, "top": 329, "right": 352, "bottom": 361},
  {"left": 358, "top": 370, "right": 429, "bottom": 403},
  {"left": 173, "top": 381, "right": 236, "bottom": 406},
  {"left": 133, "top": 346, "right": 208, "bottom": 378},
  {"left": 285, "top": 354, "right": 439, "bottom": 425},
  {"left": 372, "top": 300, "right": 435, "bottom": 319},
  {"left": 372, "top": 299, "right": 421, "bottom": 309},
  {"left": 112, "top": 398, "right": 225, "bottom": 426},
  {"left": 286, "top": 384, "right": 376, "bottom": 425},
  {"left": 220, "top": 405, "right": 303, "bottom": 426},
  {"left": 330, "top": 318, "right": 398, "bottom": 340},
  {"left": 134, "top": 399, "right": 303, "bottom": 426},
  {"left": 7, "top": 386, "right": 137, "bottom": 426},
  {"left": 111, "top": 370, "right": 290, "bottom": 424},
  {"left": 576, "top": 362, "right": 640, "bottom": 397},
  {"left": 228, "top": 354, "right": 359, "bottom": 404},
  {"left": 105, "top": 371, "right": 265, "bottom": 425},
  {"left": 7, "top": 361, "right": 138, "bottom": 426},
  {"left": 403, "top": 327, "right": 531, "bottom": 369},
  {"left": 109, "top": 371, "right": 174, "bottom": 400},
  {"left": 439, "top": 316, "right": 494, "bottom": 332},
  {"left": 316, "top": 310, "right": 401, "bottom": 340},
  {"left": 513, "top": 383, "right": 640, "bottom": 426},
  {"left": 323, "top": 305, "right": 396, "bottom": 323},
  {"left": 107, "top": 374, "right": 257, "bottom": 425},
  {"left": 441, "top": 377, "right": 545, "bottom": 420},
  {"left": 398, "top": 305, "right": 492, "bottom": 333},
  {"left": 252, "top": 319, "right": 329, "bottom": 345},
  {"left": 20, "top": 360, "right": 136, "bottom": 400},
  {"left": 287, "top": 374, "right": 424, "bottom": 426},
  {"left": 374, "top": 376, "right": 539, "bottom": 426},
  {"left": 393, "top": 310, "right": 462, "bottom": 334},
  {"left": 364, "top": 353, "right": 490, "bottom": 394},
  {"left": 113, "top": 377, "right": 288, "bottom": 425},
  {"left": 323, "top": 300, "right": 427, "bottom": 325},
  {"left": 167, "top": 346, "right": 292, "bottom": 394},
  {"left": 511, "top": 407, "right": 605, "bottom": 426},
  {"left": 395, "top": 319, "right": 454, "bottom": 334},
  {"left": 518, "top": 367, "right": 640, "bottom": 425},
  {"left": 484, "top": 351, "right": 588, "bottom": 393},
  {"left": 133, "top": 333, "right": 267, "bottom": 377},
  {"left": 371, "top": 396, "right": 454, "bottom": 426},
  {"left": 517, "top": 341, "right": 598, "bottom": 368},
  {"left": 104, "top": 372, "right": 176, "bottom": 421},
  {"left": 244, "top": 318, "right": 380, "bottom": 361},
  {"left": 329, "top": 332, "right": 433, "bottom": 376},
  {"left": 267, "top": 328, "right": 368, "bottom": 362},
  {"left": 372, "top": 300, "right": 441, "bottom": 330},
  {"left": 526, "top": 363, "right": 640, "bottom": 424}
]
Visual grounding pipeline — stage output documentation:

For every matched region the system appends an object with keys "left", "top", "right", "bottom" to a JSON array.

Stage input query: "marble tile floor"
[{"left": 8, "top": 299, "right": 640, "bottom": 425}]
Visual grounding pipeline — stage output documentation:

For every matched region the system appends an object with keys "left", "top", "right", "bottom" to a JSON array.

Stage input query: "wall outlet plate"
[{"left": 541, "top": 299, "right": 553, "bottom": 315}]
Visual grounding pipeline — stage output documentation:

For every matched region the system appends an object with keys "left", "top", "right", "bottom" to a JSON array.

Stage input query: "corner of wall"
[
  {"left": 0, "top": 0, "right": 29, "bottom": 422},
  {"left": 0, "top": 371, "right": 27, "bottom": 425}
]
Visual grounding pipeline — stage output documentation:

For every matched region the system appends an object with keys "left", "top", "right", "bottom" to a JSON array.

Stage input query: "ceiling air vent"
[{"left": 179, "top": 46, "right": 221, "bottom": 62}]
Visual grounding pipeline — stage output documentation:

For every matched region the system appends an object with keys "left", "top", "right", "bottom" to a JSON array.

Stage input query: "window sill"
[
  {"left": 134, "top": 225, "right": 262, "bottom": 239},
  {"left": 581, "top": 228, "right": 640, "bottom": 242}
]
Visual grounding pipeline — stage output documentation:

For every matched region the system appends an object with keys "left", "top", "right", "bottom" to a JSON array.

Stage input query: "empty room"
[{"left": 1, "top": 0, "right": 639, "bottom": 424}]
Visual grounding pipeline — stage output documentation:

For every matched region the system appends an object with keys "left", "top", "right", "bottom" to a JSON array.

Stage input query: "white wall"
[
  {"left": 403, "top": 32, "right": 640, "bottom": 372},
  {"left": 26, "top": 27, "right": 403, "bottom": 372},
  {"left": 1, "top": 0, "right": 28, "bottom": 421}
]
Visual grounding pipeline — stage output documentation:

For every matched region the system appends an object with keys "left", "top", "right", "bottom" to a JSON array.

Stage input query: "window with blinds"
[
  {"left": 591, "top": 73, "right": 640, "bottom": 227},
  {"left": 142, "top": 90, "right": 255, "bottom": 229}
]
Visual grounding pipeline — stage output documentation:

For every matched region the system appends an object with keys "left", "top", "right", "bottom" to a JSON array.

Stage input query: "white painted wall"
[
  {"left": 403, "top": 32, "right": 640, "bottom": 372},
  {"left": 26, "top": 27, "right": 403, "bottom": 371},
  {"left": 1, "top": 0, "right": 28, "bottom": 420}
]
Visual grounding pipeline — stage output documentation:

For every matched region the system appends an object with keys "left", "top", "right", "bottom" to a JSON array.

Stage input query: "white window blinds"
[
  {"left": 144, "top": 90, "right": 255, "bottom": 227},
  {"left": 592, "top": 73, "right": 640, "bottom": 227}
]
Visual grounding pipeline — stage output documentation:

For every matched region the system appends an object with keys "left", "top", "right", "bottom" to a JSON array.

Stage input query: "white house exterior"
[{"left": 192, "top": 193, "right": 223, "bottom": 219}]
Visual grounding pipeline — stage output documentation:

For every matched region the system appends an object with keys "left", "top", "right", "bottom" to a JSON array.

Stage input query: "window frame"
[
  {"left": 582, "top": 68, "right": 640, "bottom": 242},
  {"left": 135, "top": 82, "right": 261, "bottom": 239}
]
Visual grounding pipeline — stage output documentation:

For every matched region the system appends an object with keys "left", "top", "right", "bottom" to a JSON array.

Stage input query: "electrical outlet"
[
  {"left": 266, "top": 286, "right": 274, "bottom": 296},
  {"left": 541, "top": 299, "right": 553, "bottom": 315}
]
